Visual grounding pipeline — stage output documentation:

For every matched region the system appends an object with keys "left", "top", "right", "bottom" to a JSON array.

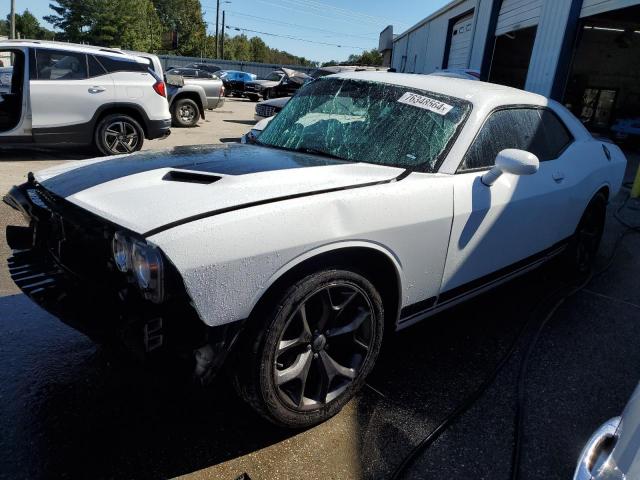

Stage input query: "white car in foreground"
[{"left": 5, "top": 73, "right": 626, "bottom": 428}]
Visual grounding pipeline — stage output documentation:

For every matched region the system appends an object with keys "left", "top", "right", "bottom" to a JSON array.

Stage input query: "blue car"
[{"left": 218, "top": 70, "right": 257, "bottom": 97}]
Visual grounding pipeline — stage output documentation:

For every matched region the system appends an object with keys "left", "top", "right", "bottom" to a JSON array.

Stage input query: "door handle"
[
  {"left": 88, "top": 86, "right": 106, "bottom": 94},
  {"left": 552, "top": 171, "right": 565, "bottom": 183}
]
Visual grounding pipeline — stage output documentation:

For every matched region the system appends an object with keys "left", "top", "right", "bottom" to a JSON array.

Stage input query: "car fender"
[{"left": 249, "top": 239, "right": 405, "bottom": 318}]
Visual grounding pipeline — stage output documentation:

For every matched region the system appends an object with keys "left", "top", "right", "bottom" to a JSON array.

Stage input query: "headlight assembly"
[
  {"left": 112, "top": 231, "right": 164, "bottom": 303},
  {"left": 112, "top": 231, "right": 132, "bottom": 273},
  {"left": 131, "top": 241, "right": 164, "bottom": 303}
]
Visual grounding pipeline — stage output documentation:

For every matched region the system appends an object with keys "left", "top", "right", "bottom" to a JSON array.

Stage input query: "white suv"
[{"left": 0, "top": 40, "right": 171, "bottom": 155}]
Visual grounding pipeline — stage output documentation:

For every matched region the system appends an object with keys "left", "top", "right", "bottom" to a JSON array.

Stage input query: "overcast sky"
[{"left": 2, "top": 0, "right": 451, "bottom": 62}]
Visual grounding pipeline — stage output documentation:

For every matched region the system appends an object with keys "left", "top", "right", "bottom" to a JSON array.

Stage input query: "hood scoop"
[{"left": 162, "top": 170, "right": 221, "bottom": 185}]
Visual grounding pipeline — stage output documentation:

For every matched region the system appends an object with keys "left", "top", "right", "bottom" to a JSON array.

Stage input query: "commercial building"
[{"left": 379, "top": 0, "right": 640, "bottom": 133}]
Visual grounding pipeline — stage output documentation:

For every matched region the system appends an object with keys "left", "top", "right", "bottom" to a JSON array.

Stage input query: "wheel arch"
[
  {"left": 249, "top": 242, "right": 404, "bottom": 334},
  {"left": 171, "top": 91, "right": 205, "bottom": 118},
  {"left": 95, "top": 105, "right": 148, "bottom": 137}
]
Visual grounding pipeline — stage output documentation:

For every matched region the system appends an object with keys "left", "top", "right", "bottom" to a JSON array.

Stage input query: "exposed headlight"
[
  {"left": 131, "top": 241, "right": 164, "bottom": 303},
  {"left": 112, "top": 231, "right": 132, "bottom": 273}
]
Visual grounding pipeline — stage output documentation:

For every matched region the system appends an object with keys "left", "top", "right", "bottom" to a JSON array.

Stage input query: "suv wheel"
[
  {"left": 262, "top": 89, "right": 271, "bottom": 100},
  {"left": 233, "top": 270, "right": 384, "bottom": 428},
  {"left": 95, "top": 114, "right": 144, "bottom": 156},
  {"left": 172, "top": 98, "right": 200, "bottom": 128}
]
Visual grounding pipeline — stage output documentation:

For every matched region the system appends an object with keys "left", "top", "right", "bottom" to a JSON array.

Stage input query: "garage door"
[
  {"left": 447, "top": 13, "right": 474, "bottom": 69},
  {"left": 581, "top": 0, "right": 640, "bottom": 17},
  {"left": 496, "top": 0, "right": 543, "bottom": 35}
]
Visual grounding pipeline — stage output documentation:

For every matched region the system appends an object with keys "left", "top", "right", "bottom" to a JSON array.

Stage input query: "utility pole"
[
  {"left": 215, "top": 0, "right": 220, "bottom": 58},
  {"left": 221, "top": 11, "right": 225, "bottom": 60},
  {"left": 10, "top": 0, "right": 16, "bottom": 39}
]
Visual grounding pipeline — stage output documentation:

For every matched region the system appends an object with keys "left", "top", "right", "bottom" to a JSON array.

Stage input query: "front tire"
[
  {"left": 564, "top": 192, "right": 607, "bottom": 273},
  {"left": 172, "top": 98, "right": 200, "bottom": 128},
  {"left": 248, "top": 94, "right": 259, "bottom": 102},
  {"left": 94, "top": 114, "right": 144, "bottom": 156},
  {"left": 233, "top": 269, "right": 384, "bottom": 428}
]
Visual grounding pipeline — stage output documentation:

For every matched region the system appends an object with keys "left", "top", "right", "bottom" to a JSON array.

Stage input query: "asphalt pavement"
[{"left": 0, "top": 105, "right": 639, "bottom": 480}]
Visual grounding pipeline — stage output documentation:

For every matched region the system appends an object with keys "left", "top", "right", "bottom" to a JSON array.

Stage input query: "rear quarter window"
[{"left": 96, "top": 55, "right": 148, "bottom": 74}]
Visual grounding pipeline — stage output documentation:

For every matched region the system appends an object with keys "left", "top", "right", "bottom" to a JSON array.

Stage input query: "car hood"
[
  {"left": 260, "top": 96, "right": 291, "bottom": 108},
  {"left": 35, "top": 144, "right": 404, "bottom": 236},
  {"left": 248, "top": 80, "right": 280, "bottom": 87}
]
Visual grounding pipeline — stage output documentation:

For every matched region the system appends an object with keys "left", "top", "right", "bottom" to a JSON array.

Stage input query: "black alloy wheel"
[
  {"left": 233, "top": 270, "right": 384, "bottom": 428},
  {"left": 95, "top": 114, "right": 144, "bottom": 156},
  {"left": 567, "top": 192, "right": 607, "bottom": 273}
]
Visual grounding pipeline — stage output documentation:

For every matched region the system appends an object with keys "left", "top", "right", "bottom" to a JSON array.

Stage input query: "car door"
[
  {"left": 440, "top": 107, "right": 574, "bottom": 297},
  {"left": 30, "top": 48, "right": 114, "bottom": 143}
]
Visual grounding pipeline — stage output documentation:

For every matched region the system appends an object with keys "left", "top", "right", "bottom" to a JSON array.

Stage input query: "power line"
[
  {"left": 225, "top": 25, "right": 368, "bottom": 49},
  {"left": 273, "top": 0, "right": 409, "bottom": 27},
  {"left": 225, "top": 10, "right": 378, "bottom": 41},
  {"left": 254, "top": 0, "right": 388, "bottom": 29}
]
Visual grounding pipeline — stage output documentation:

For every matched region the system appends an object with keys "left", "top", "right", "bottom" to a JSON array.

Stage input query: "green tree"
[
  {"left": 249, "top": 36, "right": 268, "bottom": 63},
  {"left": 44, "top": 0, "right": 96, "bottom": 43},
  {"left": 153, "top": 0, "right": 206, "bottom": 56},
  {"left": 346, "top": 48, "right": 382, "bottom": 66}
]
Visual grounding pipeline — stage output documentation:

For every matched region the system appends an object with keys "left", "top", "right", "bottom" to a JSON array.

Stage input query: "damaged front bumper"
[{"left": 4, "top": 181, "right": 243, "bottom": 383}]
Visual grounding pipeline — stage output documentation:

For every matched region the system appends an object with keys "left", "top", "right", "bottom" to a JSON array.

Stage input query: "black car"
[
  {"left": 166, "top": 67, "right": 217, "bottom": 79},
  {"left": 244, "top": 68, "right": 311, "bottom": 101},
  {"left": 185, "top": 63, "right": 222, "bottom": 74},
  {"left": 219, "top": 70, "right": 257, "bottom": 97}
]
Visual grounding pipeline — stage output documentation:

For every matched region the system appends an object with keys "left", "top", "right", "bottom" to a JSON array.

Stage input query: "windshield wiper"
[{"left": 294, "top": 148, "right": 348, "bottom": 161}]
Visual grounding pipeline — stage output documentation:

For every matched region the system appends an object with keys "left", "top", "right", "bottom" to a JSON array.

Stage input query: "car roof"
[
  {"left": 0, "top": 39, "right": 147, "bottom": 63},
  {"left": 330, "top": 71, "right": 548, "bottom": 108}
]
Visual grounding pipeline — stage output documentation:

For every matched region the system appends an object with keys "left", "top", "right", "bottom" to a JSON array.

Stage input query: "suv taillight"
[{"left": 153, "top": 81, "right": 166, "bottom": 98}]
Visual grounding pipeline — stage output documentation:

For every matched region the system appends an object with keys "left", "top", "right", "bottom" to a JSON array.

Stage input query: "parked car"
[
  {"left": 5, "top": 72, "right": 626, "bottom": 429},
  {"left": 252, "top": 65, "right": 386, "bottom": 123},
  {"left": 0, "top": 40, "right": 171, "bottom": 155},
  {"left": 610, "top": 117, "right": 640, "bottom": 143},
  {"left": 244, "top": 67, "right": 311, "bottom": 101},
  {"left": 573, "top": 382, "right": 640, "bottom": 480},
  {"left": 166, "top": 67, "right": 219, "bottom": 79},
  {"left": 0, "top": 66, "right": 11, "bottom": 93},
  {"left": 219, "top": 70, "right": 257, "bottom": 97},
  {"left": 165, "top": 71, "right": 225, "bottom": 127},
  {"left": 254, "top": 95, "right": 290, "bottom": 121},
  {"left": 185, "top": 62, "right": 222, "bottom": 74}
]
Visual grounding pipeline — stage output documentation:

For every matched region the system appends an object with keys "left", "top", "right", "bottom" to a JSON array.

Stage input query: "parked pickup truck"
[{"left": 166, "top": 72, "right": 225, "bottom": 127}]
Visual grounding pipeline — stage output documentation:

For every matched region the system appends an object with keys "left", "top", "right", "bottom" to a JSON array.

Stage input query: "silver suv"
[{"left": 0, "top": 40, "right": 171, "bottom": 155}]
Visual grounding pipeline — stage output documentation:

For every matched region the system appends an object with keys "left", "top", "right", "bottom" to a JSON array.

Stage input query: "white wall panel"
[
  {"left": 581, "top": 0, "right": 640, "bottom": 17},
  {"left": 525, "top": 0, "right": 573, "bottom": 96},
  {"left": 496, "top": 0, "right": 543, "bottom": 34}
]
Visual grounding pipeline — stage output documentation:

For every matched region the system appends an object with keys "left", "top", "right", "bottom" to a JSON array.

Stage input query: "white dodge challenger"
[{"left": 5, "top": 73, "right": 626, "bottom": 427}]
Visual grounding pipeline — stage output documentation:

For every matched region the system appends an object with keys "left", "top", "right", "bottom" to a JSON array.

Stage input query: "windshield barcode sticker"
[{"left": 397, "top": 92, "right": 453, "bottom": 115}]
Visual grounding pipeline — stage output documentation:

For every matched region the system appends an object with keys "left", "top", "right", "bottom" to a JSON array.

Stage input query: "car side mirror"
[{"left": 481, "top": 149, "right": 539, "bottom": 186}]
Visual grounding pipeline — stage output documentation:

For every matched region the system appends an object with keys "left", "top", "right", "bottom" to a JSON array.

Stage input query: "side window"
[
  {"left": 459, "top": 108, "right": 573, "bottom": 171},
  {"left": 87, "top": 55, "right": 107, "bottom": 78},
  {"left": 95, "top": 55, "right": 147, "bottom": 74},
  {"left": 35, "top": 49, "right": 87, "bottom": 80}
]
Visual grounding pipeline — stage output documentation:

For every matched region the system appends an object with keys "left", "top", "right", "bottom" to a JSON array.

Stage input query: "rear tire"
[
  {"left": 564, "top": 192, "right": 607, "bottom": 274},
  {"left": 171, "top": 98, "right": 200, "bottom": 128},
  {"left": 232, "top": 269, "right": 384, "bottom": 428},
  {"left": 94, "top": 114, "right": 144, "bottom": 156}
]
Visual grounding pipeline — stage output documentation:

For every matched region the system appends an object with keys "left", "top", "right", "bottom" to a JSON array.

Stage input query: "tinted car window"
[
  {"left": 460, "top": 108, "right": 573, "bottom": 171},
  {"left": 96, "top": 55, "right": 147, "bottom": 74},
  {"left": 88, "top": 55, "right": 107, "bottom": 77},
  {"left": 35, "top": 49, "right": 87, "bottom": 80}
]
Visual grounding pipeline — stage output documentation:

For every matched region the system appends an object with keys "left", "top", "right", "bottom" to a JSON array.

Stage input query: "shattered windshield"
[{"left": 258, "top": 78, "right": 471, "bottom": 172}]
